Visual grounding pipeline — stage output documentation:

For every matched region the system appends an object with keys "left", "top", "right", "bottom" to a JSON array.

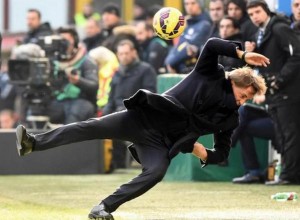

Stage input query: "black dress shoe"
[
  {"left": 16, "top": 125, "right": 35, "bottom": 156},
  {"left": 265, "top": 179, "right": 292, "bottom": 185},
  {"left": 88, "top": 203, "right": 114, "bottom": 220},
  {"left": 232, "top": 173, "right": 261, "bottom": 184}
]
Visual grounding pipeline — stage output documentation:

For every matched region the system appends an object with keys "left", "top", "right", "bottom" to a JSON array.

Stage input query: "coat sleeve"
[
  {"left": 147, "top": 40, "right": 168, "bottom": 73},
  {"left": 194, "top": 38, "right": 243, "bottom": 74},
  {"left": 77, "top": 57, "right": 99, "bottom": 96},
  {"left": 201, "top": 129, "right": 233, "bottom": 165},
  {"left": 272, "top": 23, "right": 300, "bottom": 89}
]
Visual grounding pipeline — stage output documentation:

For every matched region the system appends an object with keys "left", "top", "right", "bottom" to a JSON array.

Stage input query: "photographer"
[{"left": 49, "top": 27, "right": 98, "bottom": 124}]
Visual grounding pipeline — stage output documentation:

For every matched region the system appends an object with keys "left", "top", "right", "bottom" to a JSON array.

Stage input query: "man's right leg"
[
  {"left": 89, "top": 139, "right": 171, "bottom": 218},
  {"left": 16, "top": 110, "right": 145, "bottom": 154}
]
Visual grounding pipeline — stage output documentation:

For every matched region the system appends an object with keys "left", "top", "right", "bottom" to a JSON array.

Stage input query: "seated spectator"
[
  {"left": 145, "top": 4, "right": 163, "bottom": 27},
  {"left": 103, "top": 39, "right": 156, "bottom": 115},
  {"left": 83, "top": 18, "right": 106, "bottom": 51},
  {"left": 208, "top": 0, "right": 225, "bottom": 38},
  {"left": 74, "top": 3, "right": 101, "bottom": 28},
  {"left": 226, "top": 0, "right": 258, "bottom": 41},
  {"left": 218, "top": 16, "right": 245, "bottom": 71},
  {"left": 89, "top": 46, "right": 119, "bottom": 115},
  {"left": 165, "top": 0, "right": 211, "bottom": 73},
  {"left": 133, "top": 1, "right": 147, "bottom": 21},
  {"left": 23, "top": 9, "right": 53, "bottom": 44},
  {"left": 231, "top": 96, "right": 277, "bottom": 183},
  {"left": 144, "top": 5, "right": 174, "bottom": 48},
  {"left": 290, "top": 0, "right": 300, "bottom": 28},
  {"left": 48, "top": 27, "right": 98, "bottom": 124},
  {"left": 108, "top": 25, "right": 140, "bottom": 54},
  {"left": 0, "top": 109, "right": 18, "bottom": 129},
  {"left": 102, "top": 39, "right": 156, "bottom": 169},
  {"left": 101, "top": 3, "right": 126, "bottom": 43},
  {"left": 135, "top": 21, "right": 169, "bottom": 74}
]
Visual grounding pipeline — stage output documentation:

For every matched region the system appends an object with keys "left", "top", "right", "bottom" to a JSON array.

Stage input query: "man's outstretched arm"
[{"left": 236, "top": 49, "right": 270, "bottom": 67}]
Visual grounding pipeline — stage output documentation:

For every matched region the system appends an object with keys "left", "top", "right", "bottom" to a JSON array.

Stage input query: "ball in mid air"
[{"left": 152, "top": 7, "right": 186, "bottom": 40}]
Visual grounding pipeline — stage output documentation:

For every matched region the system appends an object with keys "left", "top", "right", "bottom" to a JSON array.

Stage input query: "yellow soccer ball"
[{"left": 152, "top": 7, "right": 186, "bottom": 40}]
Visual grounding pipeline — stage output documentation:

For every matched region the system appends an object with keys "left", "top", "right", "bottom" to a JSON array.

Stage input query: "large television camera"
[
  {"left": 8, "top": 35, "right": 69, "bottom": 87},
  {"left": 7, "top": 35, "right": 70, "bottom": 128},
  {"left": 8, "top": 58, "right": 51, "bottom": 87}
]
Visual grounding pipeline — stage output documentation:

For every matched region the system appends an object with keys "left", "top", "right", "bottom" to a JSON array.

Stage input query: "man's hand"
[
  {"left": 252, "top": 94, "right": 265, "bottom": 104},
  {"left": 244, "top": 41, "right": 256, "bottom": 52},
  {"left": 166, "top": 65, "right": 177, "bottom": 73},
  {"left": 192, "top": 142, "right": 208, "bottom": 162},
  {"left": 66, "top": 69, "right": 80, "bottom": 84},
  {"left": 236, "top": 49, "right": 270, "bottom": 67}
]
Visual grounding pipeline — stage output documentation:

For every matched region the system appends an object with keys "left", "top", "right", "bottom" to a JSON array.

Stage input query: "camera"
[
  {"left": 7, "top": 35, "right": 70, "bottom": 128},
  {"left": 8, "top": 58, "right": 51, "bottom": 87},
  {"left": 8, "top": 35, "right": 69, "bottom": 86}
]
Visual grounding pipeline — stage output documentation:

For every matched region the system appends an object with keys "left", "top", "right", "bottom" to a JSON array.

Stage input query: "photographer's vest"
[{"left": 53, "top": 56, "right": 86, "bottom": 101}]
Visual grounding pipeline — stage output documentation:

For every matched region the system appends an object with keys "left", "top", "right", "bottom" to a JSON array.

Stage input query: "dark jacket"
[
  {"left": 83, "top": 32, "right": 106, "bottom": 51},
  {"left": 23, "top": 22, "right": 53, "bottom": 44},
  {"left": 103, "top": 61, "right": 157, "bottom": 115},
  {"left": 76, "top": 56, "right": 99, "bottom": 104},
  {"left": 165, "top": 12, "right": 211, "bottom": 73},
  {"left": 254, "top": 14, "right": 300, "bottom": 105},
  {"left": 140, "top": 36, "right": 169, "bottom": 74},
  {"left": 219, "top": 33, "right": 245, "bottom": 71},
  {"left": 53, "top": 52, "right": 99, "bottom": 105},
  {"left": 239, "top": 15, "right": 258, "bottom": 41},
  {"left": 124, "top": 38, "right": 242, "bottom": 165}
]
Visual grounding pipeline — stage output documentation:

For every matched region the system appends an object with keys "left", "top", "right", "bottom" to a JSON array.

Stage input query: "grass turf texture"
[{"left": 1, "top": 169, "right": 300, "bottom": 220}]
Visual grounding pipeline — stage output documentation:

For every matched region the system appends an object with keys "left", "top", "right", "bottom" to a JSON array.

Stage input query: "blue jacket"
[{"left": 165, "top": 12, "right": 211, "bottom": 73}]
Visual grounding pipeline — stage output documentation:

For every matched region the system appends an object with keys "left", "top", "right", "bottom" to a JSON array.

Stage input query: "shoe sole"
[
  {"left": 16, "top": 125, "right": 26, "bottom": 156},
  {"left": 88, "top": 213, "right": 114, "bottom": 220}
]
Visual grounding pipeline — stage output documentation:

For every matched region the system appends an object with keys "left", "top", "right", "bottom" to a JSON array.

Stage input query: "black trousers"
[
  {"left": 269, "top": 103, "right": 300, "bottom": 183},
  {"left": 231, "top": 105, "right": 275, "bottom": 172},
  {"left": 34, "top": 110, "right": 171, "bottom": 212}
]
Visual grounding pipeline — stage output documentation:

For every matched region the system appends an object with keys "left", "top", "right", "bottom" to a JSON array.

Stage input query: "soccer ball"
[{"left": 153, "top": 7, "right": 186, "bottom": 40}]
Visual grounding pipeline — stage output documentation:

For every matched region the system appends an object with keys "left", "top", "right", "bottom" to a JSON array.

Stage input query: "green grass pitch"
[{"left": 1, "top": 169, "right": 300, "bottom": 220}]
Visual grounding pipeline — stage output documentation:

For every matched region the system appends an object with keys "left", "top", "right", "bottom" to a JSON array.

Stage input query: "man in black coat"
[
  {"left": 15, "top": 38, "right": 269, "bottom": 220},
  {"left": 226, "top": 0, "right": 258, "bottom": 41},
  {"left": 22, "top": 9, "right": 53, "bottom": 44},
  {"left": 102, "top": 39, "right": 157, "bottom": 115},
  {"left": 83, "top": 18, "right": 106, "bottom": 51},
  {"left": 102, "top": 39, "right": 156, "bottom": 169},
  {"left": 246, "top": 0, "right": 300, "bottom": 185},
  {"left": 135, "top": 21, "right": 169, "bottom": 74},
  {"left": 218, "top": 16, "right": 246, "bottom": 71}
]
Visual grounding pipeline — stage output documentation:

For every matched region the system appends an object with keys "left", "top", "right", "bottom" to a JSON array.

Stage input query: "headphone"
[
  {"left": 247, "top": 0, "right": 271, "bottom": 15},
  {"left": 57, "top": 27, "right": 79, "bottom": 49}
]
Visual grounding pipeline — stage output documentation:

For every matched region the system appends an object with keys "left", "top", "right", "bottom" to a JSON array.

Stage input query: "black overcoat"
[
  {"left": 124, "top": 38, "right": 242, "bottom": 165},
  {"left": 254, "top": 14, "right": 300, "bottom": 105}
]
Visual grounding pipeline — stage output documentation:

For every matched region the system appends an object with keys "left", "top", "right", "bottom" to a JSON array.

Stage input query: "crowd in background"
[{"left": 1, "top": 0, "right": 300, "bottom": 184}]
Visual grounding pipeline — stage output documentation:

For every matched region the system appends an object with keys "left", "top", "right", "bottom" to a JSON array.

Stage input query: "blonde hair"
[{"left": 225, "top": 66, "right": 267, "bottom": 96}]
